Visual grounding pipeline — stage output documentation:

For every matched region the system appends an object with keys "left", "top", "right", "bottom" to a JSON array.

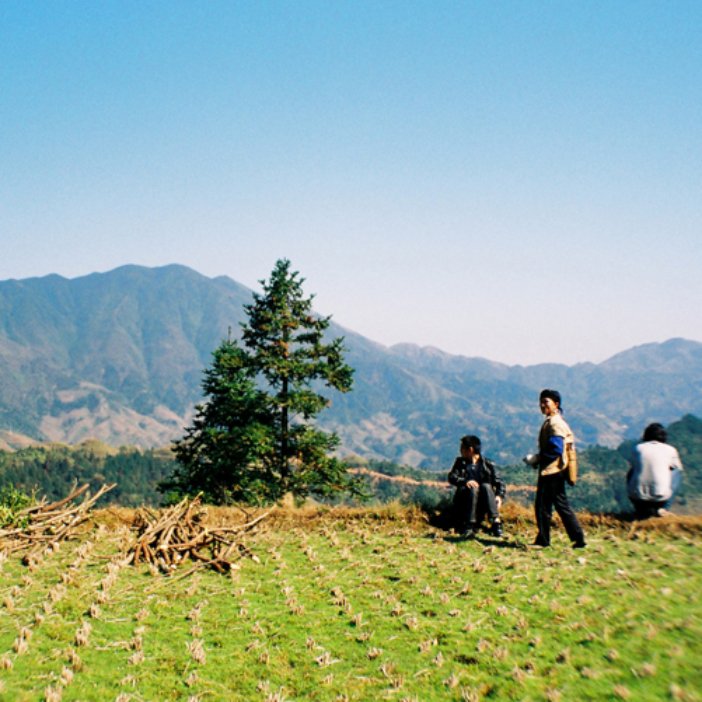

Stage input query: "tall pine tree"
[
  {"left": 166, "top": 259, "right": 359, "bottom": 504},
  {"left": 167, "top": 341, "right": 275, "bottom": 503}
]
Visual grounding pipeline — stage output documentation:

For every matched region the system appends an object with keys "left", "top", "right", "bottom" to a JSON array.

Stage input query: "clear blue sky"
[{"left": 2, "top": 1, "right": 700, "bottom": 365}]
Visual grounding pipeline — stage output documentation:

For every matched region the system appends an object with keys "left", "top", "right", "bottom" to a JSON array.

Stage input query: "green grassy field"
[{"left": 1, "top": 506, "right": 700, "bottom": 701}]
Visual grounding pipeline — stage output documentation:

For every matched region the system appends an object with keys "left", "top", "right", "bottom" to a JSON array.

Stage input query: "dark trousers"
[
  {"left": 453, "top": 483, "right": 499, "bottom": 531},
  {"left": 630, "top": 499, "right": 666, "bottom": 518},
  {"left": 534, "top": 471, "right": 585, "bottom": 546}
]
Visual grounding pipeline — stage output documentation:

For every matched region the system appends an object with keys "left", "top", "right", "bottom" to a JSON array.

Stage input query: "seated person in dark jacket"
[{"left": 448, "top": 434, "right": 506, "bottom": 537}]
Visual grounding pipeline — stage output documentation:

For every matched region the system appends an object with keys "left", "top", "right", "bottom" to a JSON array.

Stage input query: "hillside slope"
[{"left": 1, "top": 265, "right": 701, "bottom": 467}]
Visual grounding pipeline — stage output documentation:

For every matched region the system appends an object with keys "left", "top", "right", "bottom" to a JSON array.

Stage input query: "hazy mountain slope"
[
  {"left": 0, "top": 265, "right": 252, "bottom": 444},
  {"left": 0, "top": 265, "right": 700, "bottom": 467},
  {"left": 370, "top": 340, "right": 702, "bottom": 465}
]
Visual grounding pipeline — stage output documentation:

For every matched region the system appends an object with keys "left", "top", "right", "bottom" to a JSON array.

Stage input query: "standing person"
[
  {"left": 527, "top": 389, "right": 586, "bottom": 548},
  {"left": 448, "top": 435, "right": 506, "bottom": 538},
  {"left": 627, "top": 422, "right": 684, "bottom": 518}
]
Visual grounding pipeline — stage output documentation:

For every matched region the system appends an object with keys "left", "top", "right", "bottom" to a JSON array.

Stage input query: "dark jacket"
[{"left": 448, "top": 456, "right": 506, "bottom": 499}]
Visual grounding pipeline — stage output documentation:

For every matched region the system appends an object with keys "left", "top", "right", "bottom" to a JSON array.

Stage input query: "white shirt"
[{"left": 627, "top": 441, "right": 683, "bottom": 502}]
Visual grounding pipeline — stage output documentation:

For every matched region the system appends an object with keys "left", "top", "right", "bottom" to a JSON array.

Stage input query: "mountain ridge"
[{"left": 1, "top": 265, "right": 701, "bottom": 467}]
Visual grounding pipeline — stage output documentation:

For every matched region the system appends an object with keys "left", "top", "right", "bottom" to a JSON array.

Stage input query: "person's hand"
[
  {"left": 496, "top": 496, "right": 502, "bottom": 509},
  {"left": 467, "top": 480, "right": 479, "bottom": 489}
]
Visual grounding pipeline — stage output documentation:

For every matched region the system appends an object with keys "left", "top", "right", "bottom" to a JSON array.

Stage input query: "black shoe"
[
  {"left": 491, "top": 520, "right": 503, "bottom": 537},
  {"left": 573, "top": 541, "right": 587, "bottom": 549}
]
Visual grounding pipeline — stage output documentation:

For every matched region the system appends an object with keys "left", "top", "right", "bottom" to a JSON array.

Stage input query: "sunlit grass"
[{"left": 0, "top": 506, "right": 700, "bottom": 701}]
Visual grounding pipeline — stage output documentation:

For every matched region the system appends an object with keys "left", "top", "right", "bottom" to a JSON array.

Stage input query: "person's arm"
[
  {"left": 539, "top": 435, "right": 564, "bottom": 468},
  {"left": 486, "top": 460, "right": 506, "bottom": 500},
  {"left": 448, "top": 459, "right": 465, "bottom": 487},
  {"left": 464, "top": 462, "right": 479, "bottom": 489},
  {"left": 493, "top": 475, "right": 506, "bottom": 501}
]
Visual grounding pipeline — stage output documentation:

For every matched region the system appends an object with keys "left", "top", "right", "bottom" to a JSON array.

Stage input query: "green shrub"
[{"left": 0, "top": 484, "right": 33, "bottom": 528}]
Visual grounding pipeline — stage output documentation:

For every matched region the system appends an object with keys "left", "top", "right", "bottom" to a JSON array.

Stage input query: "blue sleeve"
[{"left": 540, "top": 435, "right": 564, "bottom": 466}]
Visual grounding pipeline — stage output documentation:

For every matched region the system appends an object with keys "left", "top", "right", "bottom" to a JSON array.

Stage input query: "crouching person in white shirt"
[{"left": 627, "top": 422, "right": 684, "bottom": 518}]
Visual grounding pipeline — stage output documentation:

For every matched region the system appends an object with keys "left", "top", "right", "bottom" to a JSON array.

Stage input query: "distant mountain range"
[{"left": 1, "top": 264, "right": 701, "bottom": 468}]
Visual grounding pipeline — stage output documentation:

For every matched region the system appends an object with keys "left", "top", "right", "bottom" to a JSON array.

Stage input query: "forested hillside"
[
  {"left": 1, "top": 415, "right": 700, "bottom": 514},
  {"left": 1, "top": 265, "right": 702, "bottom": 467},
  {"left": 0, "top": 441, "right": 176, "bottom": 507}
]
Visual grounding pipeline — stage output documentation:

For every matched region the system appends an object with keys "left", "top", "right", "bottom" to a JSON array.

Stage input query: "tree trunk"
[{"left": 281, "top": 376, "right": 289, "bottom": 484}]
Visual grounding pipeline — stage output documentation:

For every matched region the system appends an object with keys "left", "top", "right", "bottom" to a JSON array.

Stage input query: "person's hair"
[
  {"left": 642, "top": 422, "right": 667, "bottom": 443},
  {"left": 539, "top": 388, "right": 562, "bottom": 409},
  {"left": 460, "top": 435, "right": 482, "bottom": 454}
]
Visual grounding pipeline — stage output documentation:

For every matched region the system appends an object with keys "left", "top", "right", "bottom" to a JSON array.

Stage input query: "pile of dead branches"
[
  {"left": 125, "top": 495, "right": 268, "bottom": 576},
  {"left": 0, "top": 483, "right": 115, "bottom": 562}
]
